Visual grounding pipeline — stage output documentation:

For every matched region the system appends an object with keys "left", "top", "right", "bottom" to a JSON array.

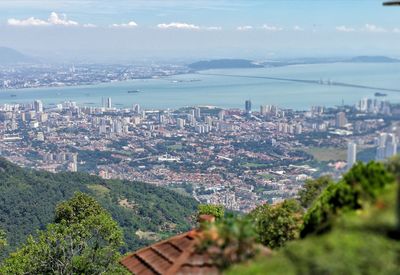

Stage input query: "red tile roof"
[{"left": 120, "top": 230, "right": 220, "bottom": 275}]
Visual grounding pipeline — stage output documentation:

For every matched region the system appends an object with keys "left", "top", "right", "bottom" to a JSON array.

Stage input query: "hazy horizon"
[{"left": 1, "top": 0, "right": 400, "bottom": 62}]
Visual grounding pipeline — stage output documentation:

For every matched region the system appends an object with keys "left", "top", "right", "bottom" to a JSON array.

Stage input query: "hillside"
[
  {"left": 0, "top": 158, "right": 197, "bottom": 258},
  {"left": 0, "top": 47, "right": 33, "bottom": 64},
  {"left": 188, "top": 59, "right": 264, "bottom": 70}
]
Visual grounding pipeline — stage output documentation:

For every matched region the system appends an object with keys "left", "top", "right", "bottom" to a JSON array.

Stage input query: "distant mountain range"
[
  {"left": 188, "top": 56, "right": 400, "bottom": 71},
  {"left": 188, "top": 59, "right": 264, "bottom": 70},
  {"left": 0, "top": 47, "right": 33, "bottom": 64}
]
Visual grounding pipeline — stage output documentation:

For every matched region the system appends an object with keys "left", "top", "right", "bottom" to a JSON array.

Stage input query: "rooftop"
[{"left": 120, "top": 229, "right": 220, "bottom": 275}]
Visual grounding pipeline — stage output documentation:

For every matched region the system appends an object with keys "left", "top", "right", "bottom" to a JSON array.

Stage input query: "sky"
[{"left": 0, "top": 0, "right": 400, "bottom": 62}]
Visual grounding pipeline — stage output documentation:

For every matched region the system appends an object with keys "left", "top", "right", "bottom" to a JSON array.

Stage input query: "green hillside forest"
[{"left": 0, "top": 158, "right": 198, "bottom": 258}]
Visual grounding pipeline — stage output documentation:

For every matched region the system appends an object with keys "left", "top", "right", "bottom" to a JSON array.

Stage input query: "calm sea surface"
[{"left": 1, "top": 63, "right": 400, "bottom": 110}]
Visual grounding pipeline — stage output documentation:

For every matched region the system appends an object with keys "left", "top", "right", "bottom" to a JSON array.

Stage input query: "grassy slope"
[
  {"left": 227, "top": 185, "right": 400, "bottom": 275},
  {"left": 0, "top": 158, "right": 198, "bottom": 257}
]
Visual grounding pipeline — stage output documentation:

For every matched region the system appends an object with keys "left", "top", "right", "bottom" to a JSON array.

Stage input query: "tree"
[
  {"left": 198, "top": 204, "right": 225, "bottom": 220},
  {"left": 0, "top": 229, "right": 7, "bottom": 253},
  {"left": 0, "top": 192, "right": 128, "bottom": 275},
  {"left": 298, "top": 176, "right": 332, "bottom": 208},
  {"left": 249, "top": 199, "right": 303, "bottom": 248},
  {"left": 55, "top": 192, "right": 104, "bottom": 224},
  {"left": 385, "top": 155, "right": 400, "bottom": 235},
  {"left": 301, "top": 161, "right": 394, "bottom": 237}
]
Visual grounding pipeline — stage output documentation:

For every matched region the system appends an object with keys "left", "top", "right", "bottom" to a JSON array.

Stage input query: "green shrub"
[
  {"left": 301, "top": 161, "right": 394, "bottom": 237},
  {"left": 250, "top": 199, "right": 303, "bottom": 248},
  {"left": 197, "top": 204, "right": 225, "bottom": 220}
]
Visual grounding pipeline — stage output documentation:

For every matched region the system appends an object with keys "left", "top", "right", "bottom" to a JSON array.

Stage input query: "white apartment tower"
[{"left": 347, "top": 141, "right": 357, "bottom": 169}]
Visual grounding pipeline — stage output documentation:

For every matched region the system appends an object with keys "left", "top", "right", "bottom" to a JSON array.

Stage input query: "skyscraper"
[
  {"left": 260, "top": 105, "right": 267, "bottom": 116},
  {"left": 376, "top": 133, "right": 387, "bottom": 160},
  {"left": 107, "top": 97, "right": 112, "bottom": 109},
  {"left": 385, "top": 133, "right": 397, "bottom": 158},
  {"left": 218, "top": 110, "right": 225, "bottom": 120},
  {"left": 34, "top": 100, "right": 43, "bottom": 113},
  {"left": 347, "top": 141, "right": 357, "bottom": 169},
  {"left": 245, "top": 100, "right": 252, "bottom": 114},
  {"left": 133, "top": 104, "right": 140, "bottom": 114},
  {"left": 335, "top": 112, "right": 347, "bottom": 128},
  {"left": 376, "top": 133, "right": 397, "bottom": 160},
  {"left": 194, "top": 107, "right": 201, "bottom": 120},
  {"left": 177, "top": 118, "right": 185, "bottom": 129}
]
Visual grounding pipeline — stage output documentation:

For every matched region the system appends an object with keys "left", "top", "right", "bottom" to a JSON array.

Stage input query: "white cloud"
[
  {"left": 364, "top": 24, "right": 386, "bottom": 33},
  {"left": 293, "top": 25, "right": 304, "bottom": 31},
  {"left": 83, "top": 23, "right": 97, "bottom": 28},
  {"left": 8, "top": 12, "right": 80, "bottom": 27},
  {"left": 110, "top": 21, "right": 138, "bottom": 28},
  {"left": 8, "top": 17, "right": 49, "bottom": 26},
  {"left": 393, "top": 28, "right": 400, "bottom": 33},
  {"left": 336, "top": 25, "right": 355, "bottom": 32},
  {"left": 157, "top": 22, "right": 200, "bottom": 30},
  {"left": 237, "top": 25, "right": 253, "bottom": 31},
  {"left": 48, "top": 12, "right": 78, "bottom": 26},
  {"left": 206, "top": 26, "right": 222, "bottom": 31},
  {"left": 261, "top": 24, "right": 283, "bottom": 32}
]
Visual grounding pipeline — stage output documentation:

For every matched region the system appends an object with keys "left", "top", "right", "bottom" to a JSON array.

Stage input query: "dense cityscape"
[
  {"left": 0, "top": 63, "right": 191, "bottom": 89},
  {"left": 0, "top": 93, "right": 398, "bottom": 212}
]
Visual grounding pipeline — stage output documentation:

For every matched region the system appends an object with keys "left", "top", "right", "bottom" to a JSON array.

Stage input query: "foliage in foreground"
[
  {"left": 195, "top": 215, "right": 259, "bottom": 269},
  {"left": 298, "top": 176, "right": 332, "bottom": 208},
  {"left": 301, "top": 161, "right": 394, "bottom": 237},
  {"left": 0, "top": 193, "right": 128, "bottom": 275},
  {"left": 198, "top": 161, "right": 399, "bottom": 273},
  {"left": 197, "top": 204, "right": 225, "bottom": 220},
  {"left": 249, "top": 199, "right": 303, "bottom": 248},
  {"left": 227, "top": 184, "right": 400, "bottom": 275}
]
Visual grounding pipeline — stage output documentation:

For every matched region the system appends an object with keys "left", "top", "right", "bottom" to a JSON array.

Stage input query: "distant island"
[
  {"left": 188, "top": 59, "right": 264, "bottom": 70},
  {"left": 344, "top": 56, "right": 400, "bottom": 63},
  {"left": 189, "top": 56, "right": 400, "bottom": 71}
]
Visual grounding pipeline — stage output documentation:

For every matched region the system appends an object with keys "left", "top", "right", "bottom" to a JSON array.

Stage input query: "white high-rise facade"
[
  {"left": 376, "top": 133, "right": 397, "bottom": 160},
  {"left": 347, "top": 141, "right": 357, "bottom": 169}
]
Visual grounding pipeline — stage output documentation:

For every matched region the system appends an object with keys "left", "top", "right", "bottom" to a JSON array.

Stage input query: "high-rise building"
[
  {"left": 159, "top": 114, "right": 165, "bottom": 125},
  {"left": 218, "top": 110, "right": 225, "bottom": 120},
  {"left": 245, "top": 100, "right": 252, "bottom": 114},
  {"left": 205, "top": 116, "right": 213, "bottom": 126},
  {"left": 133, "top": 104, "right": 140, "bottom": 114},
  {"left": 177, "top": 118, "right": 185, "bottom": 129},
  {"left": 107, "top": 97, "right": 112, "bottom": 109},
  {"left": 194, "top": 107, "right": 201, "bottom": 119},
  {"left": 347, "top": 141, "right": 357, "bottom": 169},
  {"left": 34, "top": 100, "right": 43, "bottom": 113},
  {"left": 260, "top": 105, "right": 267, "bottom": 116},
  {"left": 295, "top": 124, "right": 302, "bottom": 135},
  {"left": 187, "top": 114, "right": 195, "bottom": 125},
  {"left": 376, "top": 133, "right": 397, "bottom": 160},
  {"left": 386, "top": 133, "right": 397, "bottom": 158},
  {"left": 335, "top": 112, "right": 347, "bottom": 128}
]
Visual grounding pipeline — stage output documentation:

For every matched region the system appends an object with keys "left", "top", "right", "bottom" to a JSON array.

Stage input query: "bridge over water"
[{"left": 196, "top": 72, "right": 400, "bottom": 93}]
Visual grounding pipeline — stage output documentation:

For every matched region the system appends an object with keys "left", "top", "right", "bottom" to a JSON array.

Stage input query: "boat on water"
[
  {"left": 10, "top": 94, "right": 17, "bottom": 97},
  {"left": 127, "top": 90, "right": 141, "bottom": 93},
  {"left": 375, "top": 92, "right": 387, "bottom": 97}
]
